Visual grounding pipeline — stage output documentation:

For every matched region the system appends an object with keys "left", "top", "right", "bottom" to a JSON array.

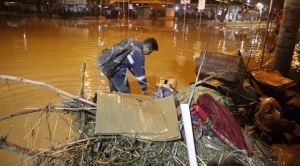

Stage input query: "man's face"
[
  {"left": 144, "top": 50, "right": 153, "bottom": 55},
  {"left": 143, "top": 45, "right": 153, "bottom": 55}
]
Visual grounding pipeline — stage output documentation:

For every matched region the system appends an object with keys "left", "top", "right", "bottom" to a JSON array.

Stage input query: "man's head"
[{"left": 143, "top": 38, "right": 158, "bottom": 55}]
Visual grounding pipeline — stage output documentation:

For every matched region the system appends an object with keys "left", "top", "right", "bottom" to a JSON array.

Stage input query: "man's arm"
[{"left": 127, "top": 51, "right": 148, "bottom": 93}]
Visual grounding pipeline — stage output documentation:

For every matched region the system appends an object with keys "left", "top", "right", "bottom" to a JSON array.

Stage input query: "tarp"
[{"left": 95, "top": 92, "right": 181, "bottom": 141}]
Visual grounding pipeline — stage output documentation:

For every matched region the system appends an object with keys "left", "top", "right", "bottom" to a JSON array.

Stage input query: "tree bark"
[{"left": 272, "top": 0, "right": 300, "bottom": 76}]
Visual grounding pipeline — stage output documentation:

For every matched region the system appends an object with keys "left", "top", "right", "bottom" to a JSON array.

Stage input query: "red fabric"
[
  {"left": 192, "top": 94, "right": 254, "bottom": 157},
  {"left": 191, "top": 105, "right": 208, "bottom": 122}
]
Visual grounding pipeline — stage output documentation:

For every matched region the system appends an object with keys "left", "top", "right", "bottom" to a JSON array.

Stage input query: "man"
[{"left": 104, "top": 37, "right": 158, "bottom": 95}]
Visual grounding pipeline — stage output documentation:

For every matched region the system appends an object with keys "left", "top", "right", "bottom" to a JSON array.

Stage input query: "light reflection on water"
[
  {"left": 0, "top": 16, "right": 299, "bottom": 165},
  {"left": 292, "top": 43, "right": 300, "bottom": 72}
]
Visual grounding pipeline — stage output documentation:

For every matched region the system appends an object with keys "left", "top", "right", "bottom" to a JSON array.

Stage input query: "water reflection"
[
  {"left": 292, "top": 43, "right": 300, "bottom": 72},
  {"left": 240, "top": 41, "right": 245, "bottom": 54},
  {"left": 23, "top": 30, "right": 28, "bottom": 49},
  {"left": 193, "top": 41, "right": 202, "bottom": 59},
  {"left": 173, "top": 20, "right": 179, "bottom": 32}
]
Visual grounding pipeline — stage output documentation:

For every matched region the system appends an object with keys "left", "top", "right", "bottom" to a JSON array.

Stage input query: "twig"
[
  {"left": 67, "top": 119, "right": 72, "bottom": 143},
  {"left": 0, "top": 125, "right": 13, "bottom": 141},
  {"left": 96, "top": 160, "right": 130, "bottom": 165},
  {"left": 46, "top": 111, "right": 53, "bottom": 148},
  {"left": 49, "top": 144, "right": 84, "bottom": 156},
  {"left": 53, "top": 137, "right": 100, "bottom": 150},
  {"left": 5, "top": 80, "right": 15, "bottom": 103},
  {"left": 18, "top": 137, "right": 101, "bottom": 165},
  {"left": 0, "top": 106, "right": 47, "bottom": 121},
  {"left": 54, "top": 107, "right": 96, "bottom": 115},
  {"left": 54, "top": 111, "right": 70, "bottom": 128},
  {"left": 54, "top": 107, "right": 96, "bottom": 110},
  {"left": 196, "top": 155, "right": 207, "bottom": 166},
  {"left": 173, "top": 156, "right": 186, "bottom": 166},
  {"left": 78, "top": 61, "right": 86, "bottom": 98},
  {"left": 52, "top": 113, "right": 59, "bottom": 143},
  {"left": 24, "top": 114, "right": 31, "bottom": 148},
  {"left": 32, "top": 112, "right": 42, "bottom": 147},
  {"left": 167, "top": 142, "right": 178, "bottom": 166},
  {"left": 79, "top": 130, "right": 89, "bottom": 138},
  {"left": 218, "top": 153, "right": 223, "bottom": 165},
  {"left": 19, "top": 147, "right": 55, "bottom": 165},
  {"left": 0, "top": 75, "right": 96, "bottom": 107},
  {"left": 23, "top": 113, "right": 47, "bottom": 140},
  {"left": 151, "top": 142, "right": 166, "bottom": 158},
  {"left": 113, "top": 146, "right": 139, "bottom": 158}
]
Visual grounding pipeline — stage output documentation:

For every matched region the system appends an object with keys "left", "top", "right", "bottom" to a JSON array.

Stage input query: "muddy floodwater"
[{"left": 0, "top": 16, "right": 298, "bottom": 165}]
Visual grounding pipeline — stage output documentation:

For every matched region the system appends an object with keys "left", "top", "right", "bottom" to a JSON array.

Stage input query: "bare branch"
[
  {"left": 5, "top": 80, "right": 15, "bottom": 103},
  {"left": 0, "top": 75, "right": 96, "bottom": 107},
  {"left": 0, "top": 125, "right": 13, "bottom": 141},
  {"left": 78, "top": 61, "right": 86, "bottom": 98},
  {"left": 0, "top": 107, "right": 47, "bottom": 121},
  {"left": 46, "top": 112, "right": 54, "bottom": 148}
]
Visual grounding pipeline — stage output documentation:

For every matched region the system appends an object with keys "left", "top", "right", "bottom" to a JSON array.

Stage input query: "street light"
[
  {"left": 256, "top": 2, "right": 264, "bottom": 21},
  {"left": 247, "top": 0, "right": 250, "bottom": 11},
  {"left": 245, "top": 0, "right": 250, "bottom": 21}
]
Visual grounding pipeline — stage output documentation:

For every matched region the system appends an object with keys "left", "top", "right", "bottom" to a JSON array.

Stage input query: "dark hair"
[{"left": 143, "top": 38, "right": 158, "bottom": 51}]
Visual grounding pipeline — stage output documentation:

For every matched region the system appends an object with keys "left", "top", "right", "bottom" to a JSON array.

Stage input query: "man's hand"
[{"left": 142, "top": 89, "right": 149, "bottom": 96}]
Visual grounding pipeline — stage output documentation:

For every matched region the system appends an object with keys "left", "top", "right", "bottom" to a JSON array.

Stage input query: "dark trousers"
[
  {"left": 97, "top": 60, "right": 131, "bottom": 93},
  {"left": 107, "top": 73, "right": 130, "bottom": 93}
]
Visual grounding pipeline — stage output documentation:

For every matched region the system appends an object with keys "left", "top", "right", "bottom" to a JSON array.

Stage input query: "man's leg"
[
  {"left": 108, "top": 78, "right": 118, "bottom": 92},
  {"left": 108, "top": 74, "right": 131, "bottom": 93}
]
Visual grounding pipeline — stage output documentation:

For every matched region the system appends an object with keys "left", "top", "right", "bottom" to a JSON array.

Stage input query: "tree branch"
[
  {"left": 0, "top": 75, "right": 96, "bottom": 107},
  {"left": 0, "top": 106, "right": 47, "bottom": 121}
]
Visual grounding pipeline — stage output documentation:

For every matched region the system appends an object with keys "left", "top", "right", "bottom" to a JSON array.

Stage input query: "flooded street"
[
  {"left": 0, "top": 16, "right": 299, "bottom": 165},
  {"left": 0, "top": 16, "right": 276, "bottom": 97}
]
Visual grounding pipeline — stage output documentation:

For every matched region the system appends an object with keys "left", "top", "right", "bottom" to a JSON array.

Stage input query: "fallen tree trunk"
[{"left": 0, "top": 75, "right": 96, "bottom": 107}]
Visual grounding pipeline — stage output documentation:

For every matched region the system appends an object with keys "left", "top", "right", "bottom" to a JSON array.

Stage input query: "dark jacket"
[{"left": 115, "top": 39, "right": 147, "bottom": 90}]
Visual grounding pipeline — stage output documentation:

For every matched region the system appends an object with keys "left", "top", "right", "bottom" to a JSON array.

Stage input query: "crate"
[{"left": 156, "top": 77, "right": 176, "bottom": 89}]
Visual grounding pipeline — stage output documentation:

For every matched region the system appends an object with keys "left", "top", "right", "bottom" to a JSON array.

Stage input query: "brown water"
[{"left": 1, "top": 16, "right": 296, "bottom": 165}]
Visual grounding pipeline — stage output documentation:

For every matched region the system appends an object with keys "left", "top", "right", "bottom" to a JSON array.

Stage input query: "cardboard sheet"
[{"left": 95, "top": 92, "right": 181, "bottom": 141}]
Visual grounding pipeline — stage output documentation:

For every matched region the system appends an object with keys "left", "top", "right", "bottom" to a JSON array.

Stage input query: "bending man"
[{"left": 98, "top": 38, "right": 158, "bottom": 95}]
